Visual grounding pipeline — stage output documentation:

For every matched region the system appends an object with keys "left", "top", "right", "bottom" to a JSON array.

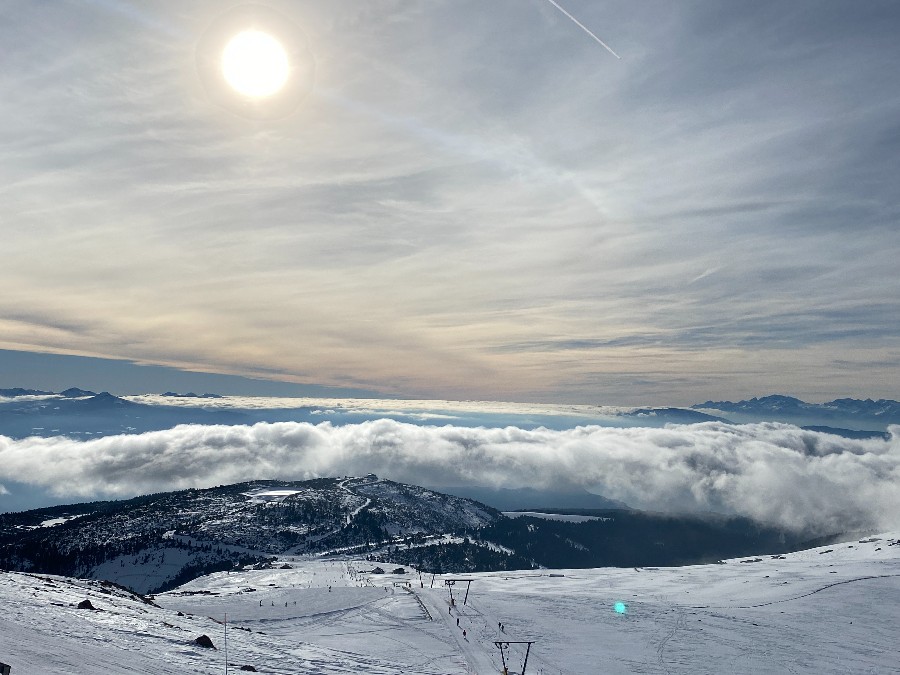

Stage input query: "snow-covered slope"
[
  {"left": 467, "top": 534, "right": 900, "bottom": 674},
  {"left": 0, "top": 477, "right": 503, "bottom": 593},
  {"left": 1, "top": 534, "right": 897, "bottom": 673}
]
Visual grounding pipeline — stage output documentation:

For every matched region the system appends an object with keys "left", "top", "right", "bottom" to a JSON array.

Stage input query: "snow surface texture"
[{"left": 1, "top": 534, "right": 898, "bottom": 673}]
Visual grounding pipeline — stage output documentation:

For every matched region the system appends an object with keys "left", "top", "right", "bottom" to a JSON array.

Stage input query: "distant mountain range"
[
  {"left": 0, "top": 387, "right": 99, "bottom": 397},
  {"left": 693, "top": 394, "right": 900, "bottom": 431},
  {"left": 0, "top": 390, "right": 255, "bottom": 439},
  {"left": 0, "top": 388, "right": 220, "bottom": 399},
  {"left": 1, "top": 388, "right": 896, "bottom": 446},
  {"left": 693, "top": 394, "right": 900, "bottom": 417}
]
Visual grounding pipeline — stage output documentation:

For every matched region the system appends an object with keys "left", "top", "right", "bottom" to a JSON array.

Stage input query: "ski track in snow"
[
  {"left": 726, "top": 572, "right": 900, "bottom": 609},
  {"left": 339, "top": 477, "right": 374, "bottom": 525},
  {"left": 282, "top": 478, "right": 373, "bottom": 556},
  {"left": 1, "top": 536, "right": 898, "bottom": 673}
]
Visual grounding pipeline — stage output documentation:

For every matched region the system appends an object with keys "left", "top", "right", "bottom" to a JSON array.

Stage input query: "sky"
[{"left": 2, "top": 0, "right": 899, "bottom": 406}]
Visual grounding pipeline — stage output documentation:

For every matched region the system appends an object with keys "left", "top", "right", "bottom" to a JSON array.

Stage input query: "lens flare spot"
[{"left": 614, "top": 601, "right": 627, "bottom": 614}]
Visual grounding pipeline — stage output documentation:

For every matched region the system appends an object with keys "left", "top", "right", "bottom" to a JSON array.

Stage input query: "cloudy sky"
[{"left": 2, "top": 0, "right": 899, "bottom": 405}]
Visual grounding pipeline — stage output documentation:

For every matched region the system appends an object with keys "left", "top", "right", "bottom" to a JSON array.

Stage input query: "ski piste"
[{"left": 1, "top": 534, "right": 898, "bottom": 673}]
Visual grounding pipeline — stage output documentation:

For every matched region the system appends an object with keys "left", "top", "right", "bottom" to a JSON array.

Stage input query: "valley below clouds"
[{"left": 2, "top": 419, "right": 898, "bottom": 535}]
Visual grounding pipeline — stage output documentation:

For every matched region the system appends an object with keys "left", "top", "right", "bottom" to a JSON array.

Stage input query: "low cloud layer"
[{"left": 3, "top": 421, "right": 899, "bottom": 534}]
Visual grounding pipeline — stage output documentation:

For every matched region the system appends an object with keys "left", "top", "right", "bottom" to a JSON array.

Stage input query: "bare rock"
[{"left": 194, "top": 634, "right": 216, "bottom": 649}]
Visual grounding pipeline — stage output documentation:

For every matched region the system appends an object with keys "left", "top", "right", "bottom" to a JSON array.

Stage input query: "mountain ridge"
[
  {"left": 693, "top": 394, "right": 900, "bottom": 415},
  {"left": 692, "top": 394, "right": 900, "bottom": 429},
  {"left": 0, "top": 477, "right": 844, "bottom": 594},
  {"left": 0, "top": 476, "right": 503, "bottom": 593}
]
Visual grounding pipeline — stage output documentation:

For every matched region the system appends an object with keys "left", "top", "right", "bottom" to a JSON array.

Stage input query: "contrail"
[{"left": 543, "top": 0, "right": 621, "bottom": 59}]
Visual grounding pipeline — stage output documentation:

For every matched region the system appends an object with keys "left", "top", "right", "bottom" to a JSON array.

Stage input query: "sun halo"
[{"left": 221, "top": 30, "right": 289, "bottom": 98}]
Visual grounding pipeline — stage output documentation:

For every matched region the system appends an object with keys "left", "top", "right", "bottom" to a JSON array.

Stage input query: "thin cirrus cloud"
[
  {"left": 1, "top": 420, "right": 898, "bottom": 534},
  {"left": 0, "top": 1, "right": 899, "bottom": 403}
]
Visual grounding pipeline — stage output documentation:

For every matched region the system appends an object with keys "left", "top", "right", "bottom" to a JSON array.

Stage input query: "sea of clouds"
[{"left": 1, "top": 420, "right": 898, "bottom": 534}]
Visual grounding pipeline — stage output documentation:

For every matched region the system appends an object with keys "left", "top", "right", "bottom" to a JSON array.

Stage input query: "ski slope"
[{"left": 1, "top": 535, "right": 898, "bottom": 673}]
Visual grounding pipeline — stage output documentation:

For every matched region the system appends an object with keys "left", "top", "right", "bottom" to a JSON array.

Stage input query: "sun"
[
  {"left": 221, "top": 30, "right": 289, "bottom": 98},
  {"left": 198, "top": 5, "right": 315, "bottom": 119}
]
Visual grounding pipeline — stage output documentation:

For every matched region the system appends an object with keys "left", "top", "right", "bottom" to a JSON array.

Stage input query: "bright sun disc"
[{"left": 221, "top": 30, "right": 289, "bottom": 98}]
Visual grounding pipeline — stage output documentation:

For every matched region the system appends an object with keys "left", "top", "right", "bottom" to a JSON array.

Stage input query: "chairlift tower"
[
  {"left": 444, "top": 578, "right": 474, "bottom": 605},
  {"left": 494, "top": 641, "right": 536, "bottom": 675}
]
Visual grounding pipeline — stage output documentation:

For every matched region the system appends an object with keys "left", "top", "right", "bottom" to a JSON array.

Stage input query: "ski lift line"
[
  {"left": 444, "top": 578, "right": 475, "bottom": 605},
  {"left": 495, "top": 640, "right": 537, "bottom": 675},
  {"left": 454, "top": 578, "right": 475, "bottom": 605},
  {"left": 542, "top": 0, "right": 621, "bottom": 59}
]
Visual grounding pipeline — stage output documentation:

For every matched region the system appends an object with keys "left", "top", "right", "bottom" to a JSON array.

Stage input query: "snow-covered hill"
[
  {"left": 3, "top": 476, "right": 861, "bottom": 595},
  {"left": 1, "top": 534, "right": 897, "bottom": 673},
  {"left": 0, "top": 477, "right": 501, "bottom": 593}
]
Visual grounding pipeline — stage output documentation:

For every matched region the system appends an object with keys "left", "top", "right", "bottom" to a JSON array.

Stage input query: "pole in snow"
[
  {"left": 224, "top": 612, "right": 228, "bottom": 675},
  {"left": 494, "top": 641, "right": 537, "bottom": 675},
  {"left": 445, "top": 578, "right": 474, "bottom": 605}
]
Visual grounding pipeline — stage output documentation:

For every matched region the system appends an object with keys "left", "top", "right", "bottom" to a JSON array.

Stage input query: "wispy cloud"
[
  {"left": 2, "top": 421, "right": 898, "bottom": 533},
  {"left": 0, "top": 1, "right": 898, "bottom": 403}
]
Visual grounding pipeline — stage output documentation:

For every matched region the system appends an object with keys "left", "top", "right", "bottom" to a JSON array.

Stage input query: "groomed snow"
[
  {"left": 1, "top": 534, "right": 897, "bottom": 673},
  {"left": 243, "top": 489, "right": 305, "bottom": 504}
]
